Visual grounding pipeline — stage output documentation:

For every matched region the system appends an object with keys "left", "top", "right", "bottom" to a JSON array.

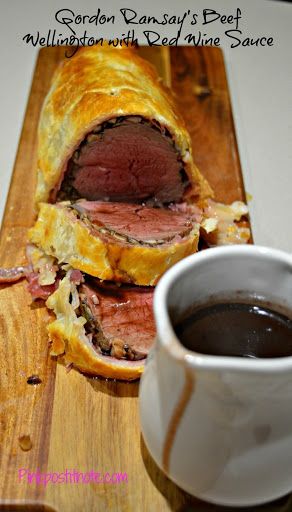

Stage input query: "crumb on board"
[{"left": 18, "top": 435, "right": 33, "bottom": 451}]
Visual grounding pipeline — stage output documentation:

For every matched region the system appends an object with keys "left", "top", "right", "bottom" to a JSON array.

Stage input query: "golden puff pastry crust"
[
  {"left": 36, "top": 45, "right": 213, "bottom": 205},
  {"left": 28, "top": 202, "right": 200, "bottom": 286}
]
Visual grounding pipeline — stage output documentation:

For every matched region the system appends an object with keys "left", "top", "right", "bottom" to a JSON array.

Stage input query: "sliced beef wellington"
[
  {"left": 0, "top": 46, "right": 249, "bottom": 379},
  {"left": 30, "top": 45, "right": 214, "bottom": 379},
  {"left": 24, "top": 45, "right": 249, "bottom": 381},
  {"left": 46, "top": 272, "right": 154, "bottom": 381},
  {"left": 28, "top": 200, "right": 202, "bottom": 286}
]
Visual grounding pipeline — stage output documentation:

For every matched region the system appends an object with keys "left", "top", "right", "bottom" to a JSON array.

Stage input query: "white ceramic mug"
[{"left": 139, "top": 245, "right": 292, "bottom": 507}]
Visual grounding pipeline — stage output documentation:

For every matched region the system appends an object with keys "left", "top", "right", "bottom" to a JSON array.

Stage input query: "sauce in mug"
[{"left": 175, "top": 302, "right": 292, "bottom": 358}]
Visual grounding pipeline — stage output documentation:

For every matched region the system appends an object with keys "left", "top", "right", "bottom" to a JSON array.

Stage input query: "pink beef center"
[
  {"left": 81, "top": 282, "right": 155, "bottom": 358},
  {"left": 75, "top": 200, "right": 194, "bottom": 242},
  {"left": 71, "top": 123, "right": 186, "bottom": 202}
]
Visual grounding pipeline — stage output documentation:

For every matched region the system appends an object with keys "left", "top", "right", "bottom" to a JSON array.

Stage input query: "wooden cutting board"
[{"left": 0, "top": 46, "right": 263, "bottom": 512}]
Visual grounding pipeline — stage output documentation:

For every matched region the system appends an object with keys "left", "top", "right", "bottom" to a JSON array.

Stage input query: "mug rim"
[{"left": 154, "top": 245, "right": 292, "bottom": 374}]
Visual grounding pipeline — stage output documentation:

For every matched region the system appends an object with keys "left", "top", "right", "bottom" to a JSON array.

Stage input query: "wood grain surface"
[{"left": 0, "top": 46, "right": 261, "bottom": 512}]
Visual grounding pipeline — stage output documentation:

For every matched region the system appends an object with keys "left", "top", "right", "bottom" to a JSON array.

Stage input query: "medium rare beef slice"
[
  {"left": 79, "top": 281, "right": 155, "bottom": 361},
  {"left": 59, "top": 119, "right": 189, "bottom": 203},
  {"left": 72, "top": 200, "right": 199, "bottom": 245}
]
